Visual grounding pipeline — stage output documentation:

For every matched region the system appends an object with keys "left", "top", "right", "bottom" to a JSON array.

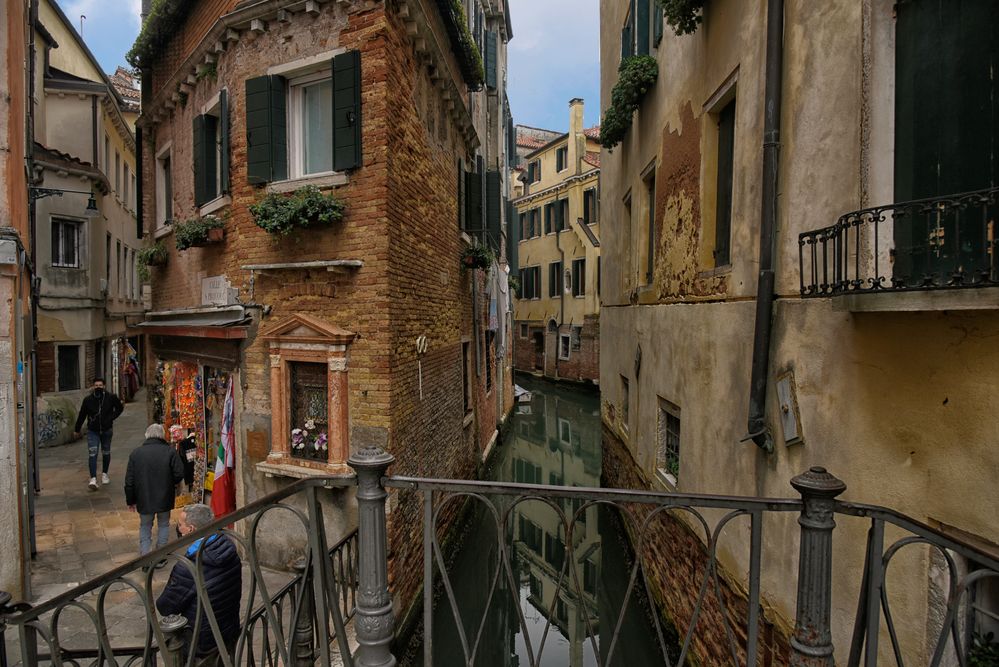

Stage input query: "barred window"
[{"left": 289, "top": 362, "right": 329, "bottom": 461}]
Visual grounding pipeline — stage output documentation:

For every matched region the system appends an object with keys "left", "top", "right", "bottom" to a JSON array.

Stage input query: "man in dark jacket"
[
  {"left": 157, "top": 503, "right": 242, "bottom": 664},
  {"left": 73, "top": 377, "right": 124, "bottom": 490},
  {"left": 125, "top": 424, "right": 184, "bottom": 555}
]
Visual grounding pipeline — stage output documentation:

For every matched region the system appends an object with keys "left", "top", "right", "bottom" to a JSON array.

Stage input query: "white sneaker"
[
  {"left": 101, "top": 473, "right": 110, "bottom": 485},
  {"left": 88, "top": 477, "right": 98, "bottom": 491}
]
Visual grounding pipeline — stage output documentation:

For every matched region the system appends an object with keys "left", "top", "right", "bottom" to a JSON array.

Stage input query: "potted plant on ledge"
[
  {"left": 173, "top": 216, "right": 225, "bottom": 251},
  {"left": 137, "top": 241, "right": 168, "bottom": 282},
  {"left": 249, "top": 185, "right": 346, "bottom": 236},
  {"left": 461, "top": 244, "right": 494, "bottom": 271}
]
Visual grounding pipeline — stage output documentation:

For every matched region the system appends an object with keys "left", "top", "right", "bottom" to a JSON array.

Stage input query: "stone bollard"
[
  {"left": 291, "top": 557, "right": 316, "bottom": 666},
  {"left": 159, "top": 614, "right": 189, "bottom": 667},
  {"left": 347, "top": 446, "right": 397, "bottom": 667},
  {"left": 790, "top": 467, "right": 846, "bottom": 667}
]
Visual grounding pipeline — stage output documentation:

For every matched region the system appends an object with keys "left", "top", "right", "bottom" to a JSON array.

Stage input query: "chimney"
[{"left": 567, "top": 98, "right": 584, "bottom": 175}]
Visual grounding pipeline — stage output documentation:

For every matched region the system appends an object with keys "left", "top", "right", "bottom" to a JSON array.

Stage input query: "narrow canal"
[{"left": 427, "top": 376, "right": 666, "bottom": 666}]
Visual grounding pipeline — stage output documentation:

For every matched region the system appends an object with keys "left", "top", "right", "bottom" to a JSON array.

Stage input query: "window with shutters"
[
  {"left": 51, "top": 218, "right": 81, "bottom": 268},
  {"left": 155, "top": 143, "right": 173, "bottom": 229},
  {"left": 123, "top": 164, "right": 130, "bottom": 208},
  {"left": 548, "top": 261, "right": 563, "bottom": 297},
  {"left": 528, "top": 159, "right": 540, "bottom": 184},
  {"left": 522, "top": 265, "right": 541, "bottom": 300},
  {"left": 583, "top": 187, "right": 598, "bottom": 224},
  {"left": 656, "top": 398, "right": 681, "bottom": 487},
  {"left": 194, "top": 91, "right": 230, "bottom": 209},
  {"left": 558, "top": 198, "right": 569, "bottom": 232},
  {"left": 571, "top": 258, "right": 585, "bottom": 297},
  {"left": 462, "top": 341, "right": 472, "bottom": 415},
  {"left": 644, "top": 165, "right": 657, "bottom": 284},
  {"left": 289, "top": 72, "right": 334, "bottom": 178},
  {"left": 115, "top": 151, "right": 120, "bottom": 194},
  {"left": 556, "top": 146, "right": 568, "bottom": 172},
  {"left": 714, "top": 100, "right": 735, "bottom": 267}
]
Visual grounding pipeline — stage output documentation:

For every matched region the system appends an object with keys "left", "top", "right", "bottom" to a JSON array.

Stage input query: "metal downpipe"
[{"left": 746, "top": 0, "right": 784, "bottom": 452}]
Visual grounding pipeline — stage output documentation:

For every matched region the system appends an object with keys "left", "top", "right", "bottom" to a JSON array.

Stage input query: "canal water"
[{"left": 428, "top": 376, "right": 666, "bottom": 666}]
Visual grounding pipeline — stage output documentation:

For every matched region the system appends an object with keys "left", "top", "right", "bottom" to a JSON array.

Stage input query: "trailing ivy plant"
[
  {"left": 599, "top": 56, "right": 659, "bottom": 149},
  {"left": 508, "top": 274, "right": 521, "bottom": 298},
  {"left": 126, "top": 0, "right": 194, "bottom": 69},
  {"left": 659, "top": 0, "right": 706, "bottom": 36},
  {"left": 460, "top": 243, "right": 494, "bottom": 271},
  {"left": 137, "top": 241, "right": 168, "bottom": 283},
  {"left": 196, "top": 62, "right": 217, "bottom": 82},
  {"left": 249, "top": 186, "right": 346, "bottom": 236},
  {"left": 173, "top": 216, "right": 224, "bottom": 251},
  {"left": 970, "top": 632, "right": 999, "bottom": 667},
  {"left": 441, "top": 0, "right": 485, "bottom": 88}
]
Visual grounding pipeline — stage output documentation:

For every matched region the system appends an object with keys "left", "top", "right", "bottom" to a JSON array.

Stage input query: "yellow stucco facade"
[
  {"left": 599, "top": 0, "right": 999, "bottom": 663},
  {"left": 512, "top": 99, "right": 601, "bottom": 382}
]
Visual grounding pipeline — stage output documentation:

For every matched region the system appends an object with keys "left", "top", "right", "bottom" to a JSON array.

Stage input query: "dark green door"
[{"left": 894, "top": 0, "right": 998, "bottom": 284}]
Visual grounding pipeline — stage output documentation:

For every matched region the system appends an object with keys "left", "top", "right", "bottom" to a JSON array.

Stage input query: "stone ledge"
[
  {"left": 265, "top": 172, "right": 348, "bottom": 193},
  {"left": 255, "top": 460, "right": 355, "bottom": 480},
  {"left": 833, "top": 286, "right": 999, "bottom": 312}
]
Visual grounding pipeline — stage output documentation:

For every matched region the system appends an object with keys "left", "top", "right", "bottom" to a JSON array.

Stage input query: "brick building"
[
  {"left": 510, "top": 100, "right": 600, "bottom": 384},
  {"left": 130, "top": 0, "right": 515, "bottom": 626}
]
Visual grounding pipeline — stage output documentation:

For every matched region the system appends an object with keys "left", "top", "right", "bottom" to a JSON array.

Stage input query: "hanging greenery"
[
  {"left": 460, "top": 243, "right": 494, "bottom": 271},
  {"left": 599, "top": 56, "right": 659, "bottom": 149},
  {"left": 126, "top": 0, "right": 194, "bottom": 69},
  {"left": 137, "top": 241, "right": 169, "bottom": 282},
  {"left": 659, "top": 0, "right": 706, "bottom": 36},
  {"left": 173, "top": 216, "right": 224, "bottom": 251},
  {"left": 249, "top": 186, "right": 346, "bottom": 236},
  {"left": 969, "top": 633, "right": 999, "bottom": 667},
  {"left": 436, "top": 0, "right": 485, "bottom": 89}
]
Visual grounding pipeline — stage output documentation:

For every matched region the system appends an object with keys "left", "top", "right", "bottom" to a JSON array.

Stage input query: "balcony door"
[{"left": 894, "top": 0, "right": 997, "bottom": 284}]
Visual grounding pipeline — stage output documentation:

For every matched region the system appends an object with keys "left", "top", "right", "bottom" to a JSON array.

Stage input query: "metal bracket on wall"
[{"left": 776, "top": 370, "right": 803, "bottom": 446}]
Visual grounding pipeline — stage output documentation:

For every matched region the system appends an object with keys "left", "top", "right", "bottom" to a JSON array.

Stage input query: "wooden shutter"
[
  {"left": 506, "top": 200, "right": 519, "bottom": 274},
  {"left": 544, "top": 203, "right": 552, "bottom": 234},
  {"left": 465, "top": 168, "right": 482, "bottom": 232},
  {"left": 219, "top": 89, "right": 230, "bottom": 194},
  {"left": 653, "top": 0, "right": 664, "bottom": 46},
  {"left": 193, "top": 114, "right": 216, "bottom": 206},
  {"left": 246, "top": 75, "right": 287, "bottom": 184},
  {"left": 333, "top": 50, "right": 362, "bottom": 171},
  {"left": 485, "top": 170, "right": 501, "bottom": 250},
  {"left": 637, "top": 0, "right": 650, "bottom": 55},
  {"left": 621, "top": 25, "right": 632, "bottom": 60},
  {"left": 714, "top": 100, "right": 735, "bottom": 267},
  {"left": 583, "top": 189, "right": 591, "bottom": 224},
  {"left": 485, "top": 31, "right": 498, "bottom": 89}
]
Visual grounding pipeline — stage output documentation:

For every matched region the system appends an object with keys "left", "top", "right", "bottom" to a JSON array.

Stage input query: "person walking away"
[
  {"left": 72, "top": 377, "right": 124, "bottom": 490},
  {"left": 125, "top": 424, "right": 184, "bottom": 556},
  {"left": 156, "top": 504, "right": 242, "bottom": 664}
]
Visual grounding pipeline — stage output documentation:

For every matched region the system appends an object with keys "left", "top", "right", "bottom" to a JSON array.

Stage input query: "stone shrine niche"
[{"left": 260, "top": 314, "right": 357, "bottom": 474}]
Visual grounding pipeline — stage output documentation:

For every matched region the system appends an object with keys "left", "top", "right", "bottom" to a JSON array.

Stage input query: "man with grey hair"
[
  {"left": 157, "top": 503, "right": 242, "bottom": 663},
  {"left": 125, "top": 423, "right": 185, "bottom": 555}
]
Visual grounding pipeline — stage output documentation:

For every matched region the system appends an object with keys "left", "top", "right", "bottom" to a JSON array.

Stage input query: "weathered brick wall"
[
  {"left": 84, "top": 340, "right": 96, "bottom": 385},
  {"left": 149, "top": 0, "right": 239, "bottom": 96},
  {"left": 511, "top": 316, "right": 598, "bottom": 383},
  {"left": 37, "top": 342, "right": 55, "bottom": 394},
  {"left": 602, "top": 426, "right": 792, "bottom": 666}
]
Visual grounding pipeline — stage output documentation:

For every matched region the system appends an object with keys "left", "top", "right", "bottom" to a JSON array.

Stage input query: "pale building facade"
[
  {"left": 599, "top": 0, "right": 998, "bottom": 663},
  {"left": 32, "top": 0, "right": 144, "bottom": 447},
  {"left": 512, "top": 100, "right": 601, "bottom": 383}
]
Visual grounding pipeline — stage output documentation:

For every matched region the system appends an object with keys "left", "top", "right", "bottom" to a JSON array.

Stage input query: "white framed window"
[
  {"left": 155, "top": 142, "right": 173, "bottom": 229},
  {"left": 519, "top": 323, "right": 528, "bottom": 338},
  {"left": 51, "top": 217, "right": 82, "bottom": 268},
  {"left": 288, "top": 71, "right": 334, "bottom": 178},
  {"left": 558, "top": 418, "right": 571, "bottom": 445},
  {"left": 559, "top": 334, "right": 571, "bottom": 360},
  {"left": 656, "top": 398, "right": 681, "bottom": 487}
]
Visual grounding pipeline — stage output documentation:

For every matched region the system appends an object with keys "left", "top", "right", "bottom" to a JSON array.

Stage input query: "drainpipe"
[
  {"left": 745, "top": 0, "right": 784, "bottom": 452},
  {"left": 555, "top": 215, "right": 565, "bottom": 378}
]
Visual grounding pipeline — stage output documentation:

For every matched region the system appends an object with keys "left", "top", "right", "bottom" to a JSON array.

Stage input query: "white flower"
[
  {"left": 291, "top": 428, "right": 303, "bottom": 436},
  {"left": 305, "top": 419, "right": 316, "bottom": 430}
]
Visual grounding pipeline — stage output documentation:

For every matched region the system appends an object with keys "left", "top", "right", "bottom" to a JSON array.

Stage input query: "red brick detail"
[
  {"left": 37, "top": 342, "right": 55, "bottom": 394},
  {"left": 512, "top": 315, "right": 599, "bottom": 383}
]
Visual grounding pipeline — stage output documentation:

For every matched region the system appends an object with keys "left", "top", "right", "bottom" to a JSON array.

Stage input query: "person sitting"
[{"left": 156, "top": 503, "right": 242, "bottom": 664}]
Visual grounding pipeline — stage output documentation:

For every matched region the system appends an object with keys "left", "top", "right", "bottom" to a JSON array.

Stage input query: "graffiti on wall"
[{"left": 36, "top": 408, "right": 68, "bottom": 445}]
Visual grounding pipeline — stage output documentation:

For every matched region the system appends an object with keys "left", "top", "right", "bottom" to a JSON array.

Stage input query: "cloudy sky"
[{"left": 56, "top": 0, "right": 601, "bottom": 132}]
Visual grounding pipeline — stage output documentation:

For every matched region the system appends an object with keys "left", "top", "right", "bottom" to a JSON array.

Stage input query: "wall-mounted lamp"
[{"left": 29, "top": 187, "right": 101, "bottom": 218}]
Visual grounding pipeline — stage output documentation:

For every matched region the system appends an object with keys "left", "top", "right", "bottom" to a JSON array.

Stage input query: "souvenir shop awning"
[{"left": 132, "top": 306, "right": 250, "bottom": 339}]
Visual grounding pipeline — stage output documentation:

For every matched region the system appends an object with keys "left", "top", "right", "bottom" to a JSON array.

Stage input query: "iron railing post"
[
  {"left": 291, "top": 557, "right": 316, "bottom": 666},
  {"left": 0, "top": 591, "right": 11, "bottom": 667},
  {"left": 159, "top": 614, "right": 188, "bottom": 667},
  {"left": 348, "top": 446, "right": 397, "bottom": 667},
  {"left": 790, "top": 467, "right": 846, "bottom": 666}
]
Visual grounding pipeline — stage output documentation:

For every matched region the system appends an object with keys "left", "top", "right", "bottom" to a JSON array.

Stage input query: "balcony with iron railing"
[
  {"left": 1, "top": 449, "right": 997, "bottom": 666},
  {"left": 799, "top": 187, "right": 999, "bottom": 308}
]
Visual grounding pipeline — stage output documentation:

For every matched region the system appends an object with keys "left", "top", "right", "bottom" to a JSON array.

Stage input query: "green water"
[{"left": 430, "top": 376, "right": 666, "bottom": 666}]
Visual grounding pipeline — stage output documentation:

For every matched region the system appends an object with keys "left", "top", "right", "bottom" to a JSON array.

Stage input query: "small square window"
[
  {"left": 657, "top": 398, "right": 681, "bottom": 486},
  {"left": 559, "top": 334, "right": 570, "bottom": 360},
  {"left": 556, "top": 146, "right": 568, "bottom": 172}
]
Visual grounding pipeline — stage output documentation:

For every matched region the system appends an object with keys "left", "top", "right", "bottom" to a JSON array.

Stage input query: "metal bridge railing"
[{"left": 2, "top": 449, "right": 997, "bottom": 666}]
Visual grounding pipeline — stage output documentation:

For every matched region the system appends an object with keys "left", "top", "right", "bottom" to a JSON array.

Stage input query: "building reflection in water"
[{"left": 432, "top": 378, "right": 660, "bottom": 667}]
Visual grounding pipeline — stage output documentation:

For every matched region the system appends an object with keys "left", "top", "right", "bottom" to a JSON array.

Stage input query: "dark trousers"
[{"left": 86, "top": 429, "right": 113, "bottom": 477}]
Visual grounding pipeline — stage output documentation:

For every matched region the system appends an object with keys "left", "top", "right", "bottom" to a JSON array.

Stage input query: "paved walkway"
[{"left": 31, "top": 388, "right": 155, "bottom": 597}]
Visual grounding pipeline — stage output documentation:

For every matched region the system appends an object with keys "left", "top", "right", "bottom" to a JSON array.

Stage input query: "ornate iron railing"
[
  {"left": 2, "top": 453, "right": 997, "bottom": 667},
  {"left": 799, "top": 187, "right": 999, "bottom": 297},
  {"left": 0, "top": 477, "right": 359, "bottom": 667}
]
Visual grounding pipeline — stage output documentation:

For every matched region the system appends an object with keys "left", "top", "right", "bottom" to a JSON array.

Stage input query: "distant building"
[
  {"left": 512, "top": 100, "right": 600, "bottom": 383},
  {"left": 31, "top": 0, "right": 144, "bottom": 448}
]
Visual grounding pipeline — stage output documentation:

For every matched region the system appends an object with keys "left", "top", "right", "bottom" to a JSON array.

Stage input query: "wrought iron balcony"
[
  {"left": 0, "top": 453, "right": 996, "bottom": 666},
  {"left": 799, "top": 187, "right": 999, "bottom": 297}
]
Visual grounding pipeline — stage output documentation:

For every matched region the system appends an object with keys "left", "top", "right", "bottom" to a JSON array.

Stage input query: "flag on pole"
[{"left": 210, "top": 378, "right": 237, "bottom": 519}]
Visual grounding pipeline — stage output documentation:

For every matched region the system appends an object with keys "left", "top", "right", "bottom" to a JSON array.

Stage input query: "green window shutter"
[
  {"left": 506, "top": 200, "right": 519, "bottom": 274},
  {"left": 219, "top": 89, "right": 230, "bottom": 194},
  {"left": 333, "top": 50, "right": 362, "bottom": 172},
  {"left": 583, "top": 189, "right": 591, "bottom": 224},
  {"left": 621, "top": 25, "right": 632, "bottom": 60},
  {"left": 245, "top": 75, "right": 287, "bottom": 184},
  {"left": 544, "top": 203, "right": 552, "bottom": 234},
  {"left": 637, "top": 0, "right": 650, "bottom": 55},
  {"left": 486, "top": 170, "right": 502, "bottom": 251},
  {"left": 485, "top": 31, "right": 498, "bottom": 89},
  {"left": 465, "top": 168, "right": 482, "bottom": 233},
  {"left": 653, "top": 0, "right": 664, "bottom": 46},
  {"left": 193, "top": 114, "right": 216, "bottom": 206}
]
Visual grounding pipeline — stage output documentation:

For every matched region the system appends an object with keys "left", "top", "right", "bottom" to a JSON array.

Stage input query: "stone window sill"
[
  {"left": 256, "top": 459, "right": 354, "bottom": 480},
  {"left": 153, "top": 225, "right": 173, "bottom": 240},
  {"left": 266, "top": 172, "right": 348, "bottom": 194},
  {"left": 462, "top": 411, "right": 474, "bottom": 428},
  {"left": 199, "top": 195, "right": 231, "bottom": 217},
  {"left": 697, "top": 264, "right": 731, "bottom": 279}
]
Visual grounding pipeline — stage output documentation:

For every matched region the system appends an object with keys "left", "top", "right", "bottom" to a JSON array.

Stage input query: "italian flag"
[{"left": 210, "top": 378, "right": 236, "bottom": 519}]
